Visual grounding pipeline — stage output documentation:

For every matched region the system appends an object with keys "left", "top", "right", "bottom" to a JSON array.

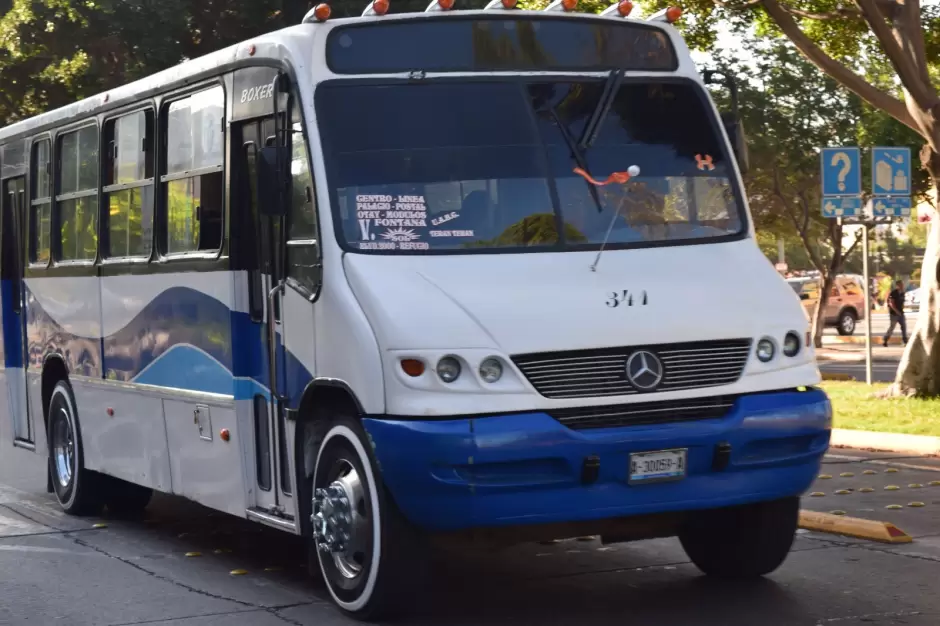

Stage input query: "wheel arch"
[{"left": 41, "top": 354, "right": 70, "bottom": 433}]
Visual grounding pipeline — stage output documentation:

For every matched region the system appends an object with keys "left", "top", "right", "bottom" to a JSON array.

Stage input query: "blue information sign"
[
  {"left": 872, "top": 196, "right": 912, "bottom": 218},
  {"left": 872, "top": 147, "right": 912, "bottom": 196},
  {"left": 822, "top": 196, "right": 863, "bottom": 218},
  {"left": 820, "top": 147, "right": 862, "bottom": 196}
]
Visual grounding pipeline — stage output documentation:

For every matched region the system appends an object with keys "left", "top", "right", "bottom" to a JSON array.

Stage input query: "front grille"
[
  {"left": 548, "top": 395, "right": 737, "bottom": 430},
  {"left": 511, "top": 339, "right": 752, "bottom": 399}
]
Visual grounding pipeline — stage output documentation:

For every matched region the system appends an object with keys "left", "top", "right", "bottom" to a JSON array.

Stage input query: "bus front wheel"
[
  {"left": 679, "top": 496, "right": 799, "bottom": 579},
  {"left": 47, "top": 380, "right": 104, "bottom": 516},
  {"left": 307, "top": 417, "right": 426, "bottom": 620}
]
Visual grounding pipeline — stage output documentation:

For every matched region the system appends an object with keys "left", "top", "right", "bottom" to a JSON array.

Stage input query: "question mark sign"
[{"left": 831, "top": 152, "right": 851, "bottom": 192}]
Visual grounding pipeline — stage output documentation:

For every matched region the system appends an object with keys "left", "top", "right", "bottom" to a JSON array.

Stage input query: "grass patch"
[{"left": 821, "top": 381, "right": 940, "bottom": 437}]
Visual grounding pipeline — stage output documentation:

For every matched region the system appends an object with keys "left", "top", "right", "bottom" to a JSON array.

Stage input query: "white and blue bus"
[{"left": 0, "top": 0, "right": 830, "bottom": 618}]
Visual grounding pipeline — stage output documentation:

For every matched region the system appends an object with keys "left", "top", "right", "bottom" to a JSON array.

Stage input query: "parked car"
[{"left": 787, "top": 275, "right": 867, "bottom": 335}]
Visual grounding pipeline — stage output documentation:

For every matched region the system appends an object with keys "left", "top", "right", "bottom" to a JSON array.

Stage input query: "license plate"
[{"left": 629, "top": 449, "right": 687, "bottom": 484}]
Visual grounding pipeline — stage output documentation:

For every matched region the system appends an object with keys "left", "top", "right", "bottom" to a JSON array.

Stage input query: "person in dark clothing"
[{"left": 884, "top": 280, "right": 908, "bottom": 346}]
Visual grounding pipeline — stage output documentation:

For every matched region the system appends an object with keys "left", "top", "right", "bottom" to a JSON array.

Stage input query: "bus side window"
[
  {"left": 285, "top": 115, "right": 321, "bottom": 296},
  {"left": 56, "top": 125, "right": 99, "bottom": 262},
  {"left": 161, "top": 85, "right": 224, "bottom": 256},
  {"left": 104, "top": 109, "right": 154, "bottom": 259},
  {"left": 30, "top": 139, "right": 52, "bottom": 266}
]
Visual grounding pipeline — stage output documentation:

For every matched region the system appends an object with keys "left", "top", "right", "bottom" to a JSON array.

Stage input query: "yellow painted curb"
[
  {"left": 799, "top": 510, "right": 913, "bottom": 544},
  {"left": 822, "top": 372, "right": 856, "bottom": 381}
]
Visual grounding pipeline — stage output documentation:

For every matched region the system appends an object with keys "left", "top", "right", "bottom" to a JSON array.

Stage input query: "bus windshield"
[{"left": 317, "top": 79, "right": 745, "bottom": 254}]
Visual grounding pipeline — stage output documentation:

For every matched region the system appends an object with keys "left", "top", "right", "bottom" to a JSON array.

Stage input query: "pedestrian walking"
[{"left": 883, "top": 279, "right": 908, "bottom": 346}]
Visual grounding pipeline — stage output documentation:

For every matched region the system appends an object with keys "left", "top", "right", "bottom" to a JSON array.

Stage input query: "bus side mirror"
[
  {"left": 721, "top": 113, "right": 750, "bottom": 175},
  {"left": 257, "top": 145, "right": 291, "bottom": 217}
]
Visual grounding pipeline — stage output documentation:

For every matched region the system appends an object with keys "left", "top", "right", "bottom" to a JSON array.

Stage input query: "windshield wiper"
[
  {"left": 579, "top": 69, "right": 623, "bottom": 151},
  {"left": 548, "top": 106, "right": 604, "bottom": 213}
]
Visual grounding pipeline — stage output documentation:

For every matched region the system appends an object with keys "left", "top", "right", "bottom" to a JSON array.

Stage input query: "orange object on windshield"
[{"left": 572, "top": 167, "right": 633, "bottom": 186}]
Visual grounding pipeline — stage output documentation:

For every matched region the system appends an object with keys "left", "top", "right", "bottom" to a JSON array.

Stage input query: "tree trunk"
[
  {"left": 813, "top": 273, "right": 834, "bottom": 349},
  {"left": 887, "top": 145, "right": 940, "bottom": 396}
]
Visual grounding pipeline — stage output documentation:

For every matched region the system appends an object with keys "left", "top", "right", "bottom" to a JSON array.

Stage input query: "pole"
[{"left": 862, "top": 225, "right": 873, "bottom": 385}]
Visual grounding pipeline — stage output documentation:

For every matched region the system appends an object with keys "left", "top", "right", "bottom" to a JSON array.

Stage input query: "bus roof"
[{"left": 0, "top": 8, "right": 684, "bottom": 145}]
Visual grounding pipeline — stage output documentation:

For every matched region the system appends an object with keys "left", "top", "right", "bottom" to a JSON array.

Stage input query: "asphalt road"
[
  {"left": 818, "top": 360, "right": 898, "bottom": 383},
  {"left": 2, "top": 447, "right": 939, "bottom": 625},
  {"left": 823, "top": 312, "right": 909, "bottom": 339}
]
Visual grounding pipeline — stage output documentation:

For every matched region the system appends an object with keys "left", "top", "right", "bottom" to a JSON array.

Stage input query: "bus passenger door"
[
  {"left": 1, "top": 176, "right": 32, "bottom": 446},
  {"left": 237, "top": 113, "right": 297, "bottom": 524}
]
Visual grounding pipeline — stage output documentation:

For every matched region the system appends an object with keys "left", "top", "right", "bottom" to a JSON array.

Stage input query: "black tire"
[
  {"left": 104, "top": 477, "right": 153, "bottom": 517},
  {"left": 307, "top": 416, "right": 426, "bottom": 621},
  {"left": 679, "top": 497, "right": 799, "bottom": 579},
  {"left": 47, "top": 380, "right": 104, "bottom": 516},
  {"left": 837, "top": 310, "right": 857, "bottom": 336}
]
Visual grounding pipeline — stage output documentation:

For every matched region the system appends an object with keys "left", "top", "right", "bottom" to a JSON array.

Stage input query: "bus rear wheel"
[
  {"left": 308, "top": 417, "right": 426, "bottom": 621},
  {"left": 47, "top": 380, "right": 104, "bottom": 516},
  {"left": 679, "top": 496, "right": 799, "bottom": 579}
]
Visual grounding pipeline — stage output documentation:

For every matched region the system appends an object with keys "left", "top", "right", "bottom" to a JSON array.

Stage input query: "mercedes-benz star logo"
[{"left": 625, "top": 350, "right": 664, "bottom": 391}]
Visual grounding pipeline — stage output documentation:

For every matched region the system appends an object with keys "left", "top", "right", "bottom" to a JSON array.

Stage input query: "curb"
[
  {"left": 815, "top": 351, "right": 902, "bottom": 364},
  {"left": 822, "top": 372, "right": 856, "bottom": 381},
  {"left": 798, "top": 510, "right": 912, "bottom": 544},
  {"left": 823, "top": 336, "right": 905, "bottom": 346},
  {"left": 831, "top": 428, "right": 940, "bottom": 456}
]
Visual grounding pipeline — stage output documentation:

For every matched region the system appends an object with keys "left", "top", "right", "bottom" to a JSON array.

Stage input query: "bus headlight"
[
  {"left": 783, "top": 332, "right": 801, "bottom": 357},
  {"left": 479, "top": 358, "right": 503, "bottom": 383},
  {"left": 437, "top": 357, "right": 462, "bottom": 383},
  {"left": 756, "top": 337, "right": 776, "bottom": 362}
]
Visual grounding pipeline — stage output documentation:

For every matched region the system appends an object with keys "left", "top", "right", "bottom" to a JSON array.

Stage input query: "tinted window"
[
  {"left": 531, "top": 81, "right": 741, "bottom": 245},
  {"left": 105, "top": 110, "right": 154, "bottom": 258},
  {"left": 317, "top": 79, "right": 744, "bottom": 254},
  {"left": 318, "top": 82, "right": 556, "bottom": 252},
  {"left": 57, "top": 125, "right": 98, "bottom": 262},
  {"left": 328, "top": 17, "right": 676, "bottom": 74},
  {"left": 162, "top": 86, "right": 224, "bottom": 255},
  {"left": 30, "top": 139, "right": 52, "bottom": 264}
]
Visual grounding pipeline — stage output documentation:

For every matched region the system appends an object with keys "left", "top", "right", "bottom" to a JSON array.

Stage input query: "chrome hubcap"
[
  {"left": 52, "top": 407, "right": 74, "bottom": 489},
  {"left": 312, "top": 460, "right": 371, "bottom": 580},
  {"left": 843, "top": 316, "right": 854, "bottom": 332}
]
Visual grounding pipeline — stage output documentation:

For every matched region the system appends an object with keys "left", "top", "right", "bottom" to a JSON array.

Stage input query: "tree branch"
[
  {"left": 843, "top": 229, "right": 865, "bottom": 259},
  {"left": 757, "top": 0, "right": 921, "bottom": 134},
  {"left": 855, "top": 0, "right": 940, "bottom": 113},
  {"left": 894, "top": 0, "right": 936, "bottom": 108},
  {"left": 783, "top": 6, "right": 861, "bottom": 20}
]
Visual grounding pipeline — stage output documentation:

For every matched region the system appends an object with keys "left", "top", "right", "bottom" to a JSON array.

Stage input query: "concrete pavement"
[{"left": 1, "top": 447, "right": 939, "bottom": 625}]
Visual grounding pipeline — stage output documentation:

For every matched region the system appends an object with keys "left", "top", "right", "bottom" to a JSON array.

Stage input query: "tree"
[{"left": 642, "top": 0, "right": 938, "bottom": 394}]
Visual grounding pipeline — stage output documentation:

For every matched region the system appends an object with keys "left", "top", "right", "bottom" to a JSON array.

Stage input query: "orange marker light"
[
  {"left": 401, "top": 359, "right": 425, "bottom": 377},
  {"left": 665, "top": 6, "right": 682, "bottom": 22},
  {"left": 617, "top": 0, "right": 633, "bottom": 16},
  {"left": 373, "top": 0, "right": 390, "bottom": 15},
  {"left": 502, "top": 0, "right": 517, "bottom": 7},
  {"left": 220, "top": 428, "right": 231, "bottom": 442},
  {"left": 313, "top": 3, "right": 331, "bottom": 21},
  {"left": 247, "top": 44, "right": 256, "bottom": 56},
  {"left": 438, "top": 0, "right": 455, "bottom": 8},
  {"left": 562, "top": 0, "right": 578, "bottom": 10}
]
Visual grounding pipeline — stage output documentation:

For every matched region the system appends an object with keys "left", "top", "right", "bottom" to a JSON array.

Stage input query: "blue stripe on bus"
[{"left": 22, "top": 283, "right": 312, "bottom": 403}]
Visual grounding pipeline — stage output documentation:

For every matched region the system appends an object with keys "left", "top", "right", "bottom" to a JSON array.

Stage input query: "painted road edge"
[
  {"left": 830, "top": 428, "right": 940, "bottom": 456},
  {"left": 799, "top": 510, "right": 913, "bottom": 544},
  {"left": 822, "top": 372, "right": 856, "bottom": 381}
]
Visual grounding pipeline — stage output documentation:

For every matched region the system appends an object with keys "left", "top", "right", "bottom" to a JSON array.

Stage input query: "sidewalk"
[{"left": 817, "top": 344, "right": 904, "bottom": 362}]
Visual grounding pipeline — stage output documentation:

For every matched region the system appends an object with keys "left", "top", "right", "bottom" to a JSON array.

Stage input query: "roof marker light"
[
  {"left": 362, "top": 0, "right": 390, "bottom": 16},
  {"left": 543, "top": 0, "right": 578, "bottom": 11},
  {"left": 484, "top": 0, "right": 516, "bottom": 8},
  {"left": 301, "top": 3, "right": 332, "bottom": 22},
  {"left": 601, "top": 0, "right": 632, "bottom": 16},
  {"left": 665, "top": 6, "right": 682, "bottom": 22},
  {"left": 425, "top": 0, "right": 455, "bottom": 10}
]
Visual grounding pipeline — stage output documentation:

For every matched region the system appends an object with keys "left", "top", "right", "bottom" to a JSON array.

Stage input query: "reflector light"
[
  {"left": 617, "top": 0, "right": 633, "bottom": 16},
  {"left": 438, "top": 0, "right": 455, "bottom": 8},
  {"left": 502, "top": 0, "right": 517, "bottom": 6},
  {"left": 401, "top": 359, "right": 425, "bottom": 377},
  {"left": 313, "top": 3, "right": 331, "bottom": 21},
  {"left": 665, "top": 6, "right": 682, "bottom": 22},
  {"left": 562, "top": 0, "right": 578, "bottom": 9},
  {"left": 373, "top": 0, "right": 390, "bottom": 15}
]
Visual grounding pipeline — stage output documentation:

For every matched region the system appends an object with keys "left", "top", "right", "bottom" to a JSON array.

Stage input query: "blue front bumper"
[{"left": 363, "top": 389, "right": 831, "bottom": 531}]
